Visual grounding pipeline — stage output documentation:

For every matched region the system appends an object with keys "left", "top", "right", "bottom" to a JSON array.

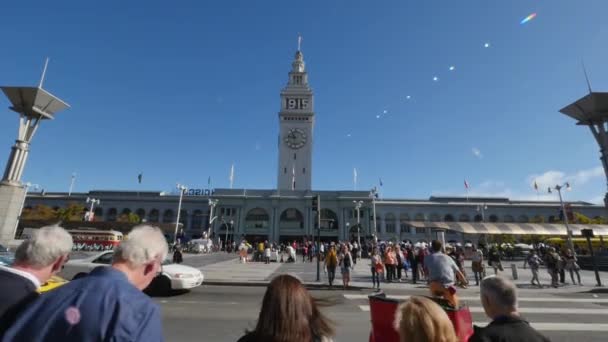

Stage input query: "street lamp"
[
  {"left": 85, "top": 197, "right": 100, "bottom": 222},
  {"left": 15, "top": 182, "right": 39, "bottom": 232},
  {"left": 353, "top": 200, "right": 363, "bottom": 249},
  {"left": 225, "top": 219, "right": 234, "bottom": 248},
  {"left": 174, "top": 183, "right": 187, "bottom": 245},
  {"left": 207, "top": 198, "right": 219, "bottom": 239},
  {"left": 476, "top": 203, "right": 488, "bottom": 222},
  {"left": 369, "top": 188, "right": 379, "bottom": 244},
  {"left": 346, "top": 222, "right": 350, "bottom": 241},
  {"left": 549, "top": 182, "right": 575, "bottom": 254}
]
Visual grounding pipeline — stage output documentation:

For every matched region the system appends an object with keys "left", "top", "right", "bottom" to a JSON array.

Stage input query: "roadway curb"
[{"left": 203, "top": 280, "right": 368, "bottom": 290}]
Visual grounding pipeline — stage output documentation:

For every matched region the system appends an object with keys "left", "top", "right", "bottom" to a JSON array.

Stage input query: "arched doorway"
[
  {"left": 148, "top": 209, "right": 160, "bottom": 223},
  {"left": 320, "top": 208, "right": 338, "bottom": 230},
  {"left": 245, "top": 208, "right": 270, "bottom": 229},
  {"left": 280, "top": 208, "right": 304, "bottom": 229}
]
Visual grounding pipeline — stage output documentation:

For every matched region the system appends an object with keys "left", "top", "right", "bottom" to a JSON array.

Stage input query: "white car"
[{"left": 60, "top": 251, "right": 204, "bottom": 295}]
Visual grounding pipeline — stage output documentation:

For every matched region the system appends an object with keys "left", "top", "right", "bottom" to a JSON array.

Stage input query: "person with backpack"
[
  {"left": 339, "top": 244, "right": 354, "bottom": 289},
  {"left": 524, "top": 250, "right": 542, "bottom": 287},
  {"left": 325, "top": 244, "right": 338, "bottom": 288},
  {"left": 544, "top": 247, "right": 560, "bottom": 288}
]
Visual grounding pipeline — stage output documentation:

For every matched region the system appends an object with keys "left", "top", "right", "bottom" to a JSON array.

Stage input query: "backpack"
[{"left": 343, "top": 254, "right": 352, "bottom": 268}]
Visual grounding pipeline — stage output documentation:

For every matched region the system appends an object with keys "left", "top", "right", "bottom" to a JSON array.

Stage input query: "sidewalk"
[{"left": 196, "top": 254, "right": 608, "bottom": 294}]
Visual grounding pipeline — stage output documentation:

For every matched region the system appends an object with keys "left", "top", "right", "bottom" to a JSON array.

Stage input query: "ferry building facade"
[{"left": 23, "top": 49, "right": 608, "bottom": 243}]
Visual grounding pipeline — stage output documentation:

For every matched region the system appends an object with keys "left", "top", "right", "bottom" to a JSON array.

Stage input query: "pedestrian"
[
  {"left": 558, "top": 250, "right": 566, "bottom": 284},
  {"left": 325, "top": 245, "right": 338, "bottom": 288},
  {"left": 0, "top": 226, "right": 72, "bottom": 321},
  {"left": 302, "top": 243, "right": 308, "bottom": 263},
  {"left": 339, "top": 244, "right": 353, "bottom": 289},
  {"left": 172, "top": 246, "right": 183, "bottom": 264},
  {"left": 408, "top": 247, "right": 418, "bottom": 284},
  {"left": 564, "top": 249, "right": 582, "bottom": 285},
  {"left": 488, "top": 247, "right": 503, "bottom": 275},
  {"left": 395, "top": 246, "right": 404, "bottom": 282},
  {"left": 471, "top": 246, "right": 485, "bottom": 286},
  {"left": 384, "top": 246, "right": 396, "bottom": 283},
  {"left": 416, "top": 247, "right": 427, "bottom": 281},
  {"left": 264, "top": 245, "right": 271, "bottom": 264},
  {"left": 370, "top": 247, "right": 382, "bottom": 291},
  {"left": 352, "top": 241, "right": 359, "bottom": 265},
  {"left": 470, "top": 276, "right": 551, "bottom": 342},
  {"left": 425, "top": 240, "right": 467, "bottom": 307},
  {"left": 309, "top": 243, "right": 315, "bottom": 263},
  {"left": 394, "top": 296, "right": 459, "bottom": 342},
  {"left": 544, "top": 247, "right": 560, "bottom": 288},
  {"left": 1, "top": 225, "right": 168, "bottom": 342},
  {"left": 237, "top": 274, "right": 335, "bottom": 342},
  {"left": 319, "top": 242, "right": 325, "bottom": 262},
  {"left": 524, "top": 250, "right": 542, "bottom": 287}
]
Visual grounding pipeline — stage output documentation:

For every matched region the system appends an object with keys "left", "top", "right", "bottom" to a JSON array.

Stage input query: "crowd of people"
[{"left": 0, "top": 226, "right": 563, "bottom": 341}]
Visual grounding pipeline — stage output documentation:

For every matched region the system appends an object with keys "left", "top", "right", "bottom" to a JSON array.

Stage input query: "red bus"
[{"left": 69, "top": 229, "right": 124, "bottom": 251}]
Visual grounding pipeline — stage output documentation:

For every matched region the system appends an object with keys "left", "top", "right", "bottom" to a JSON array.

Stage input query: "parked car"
[{"left": 60, "top": 251, "right": 204, "bottom": 295}]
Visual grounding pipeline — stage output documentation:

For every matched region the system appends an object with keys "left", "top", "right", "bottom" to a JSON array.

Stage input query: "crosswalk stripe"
[
  {"left": 343, "top": 294, "right": 608, "bottom": 303},
  {"left": 357, "top": 305, "right": 608, "bottom": 315},
  {"left": 474, "top": 322, "right": 608, "bottom": 332}
]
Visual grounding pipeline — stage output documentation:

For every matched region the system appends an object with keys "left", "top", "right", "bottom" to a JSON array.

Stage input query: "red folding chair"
[{"left": 368, "top": 293, "right": 473, "bottom": 342}]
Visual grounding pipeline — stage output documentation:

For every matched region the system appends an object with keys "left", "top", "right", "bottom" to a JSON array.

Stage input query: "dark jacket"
[
  {"left": 0, "top": 269, "right": 38, "bottom": 318},
  {"left": 469, "top": 316, "right": 551, "bottom": 342},
  {"left": 0, "top": 269, "right": 39, "bottom": 337}
]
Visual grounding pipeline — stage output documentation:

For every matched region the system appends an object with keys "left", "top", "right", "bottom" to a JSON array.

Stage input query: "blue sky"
[{"left": 1, "top": 0, "right": 607, "bottom": 203}]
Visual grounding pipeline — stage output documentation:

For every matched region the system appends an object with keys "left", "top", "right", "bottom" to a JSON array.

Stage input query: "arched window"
[
  {"left": 136, "top": 209, "right": 146, "bottom": 222},
  {"left": 148, "top": 209, "right": 160, "bottom": 223},
  {"left": 320, "top": 209, "right": 339, "bottom": 230},
  {"left": 280, "top": 208, "right": 304, "bottom": 229},
  {"left": 414, "top": 213, "right": 425, "bottom": 221},
  {"left": 179, "top": 210, "right": 188, "bottom": 227},
  {"left": 121, "top": 208, "right": 131, "bottom": 216},
  {"left": 400, "top": 213, "right": 410, "bottom": 232},
  {"left": 518, "top": 215, "right": 529, "bottom": 223},
  {"left": 503, "top": 215, "right": 515, "bottom": 223},
  {"left": 458, "top": 214, "right": 470, "bottom": 222},
  {"left": 385, "top": 213, "right": 396, "bottom": 233},
  {"left": 444, "top": 214, "right": 455, "bottom": 222},
  {"left": 94, "top": 207, "right": 103, "bottom": 218},
  {"left": 489, "top": 214, "right": 499, "bottom": 223},
  {"left": 191, "top": 210, "right": 204, "bottom": 229},
  {"left": 245, "top": 208, "right": 270, "bottom": 229},
  {"left": 474, "top": 214, "right": 483, "bottom": 222},
  {"left": 163, "top": 209, "right": 174, "bottom": 223},
  {"left": 429, "top": 213, "right": 440, "bottom": 222},
  {"left": 107, "top": 208, "right": 117, "bottom": 222}
]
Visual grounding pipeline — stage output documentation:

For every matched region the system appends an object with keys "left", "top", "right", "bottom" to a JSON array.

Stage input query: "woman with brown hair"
[
  {"left": 394, "top": 296, "right": 458, "bottom": 342},
  {"left": 238, "top": 274, "right": 335, "bottom": 342}
]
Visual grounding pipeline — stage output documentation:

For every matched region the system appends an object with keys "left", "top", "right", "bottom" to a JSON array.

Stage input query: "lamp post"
[
  {"left": 85, "top": 197, "right": 100, "bottom": 222},
  {"left": 174, "top": 184, "right": 187, "bottom": 245},
  {"left": 477, "top": 203, "right": 487, "bottom": 222},
  {"left": 353, "top": 200, "right": 363, "bottom": 248},
  {"left": 207, "top": 198, "right": 219, "bottom": 239},
  {"left": 369, "top": 188, "right": 378, "bottom": 244},
  {"left": 549, "top": 182, "right": 575, "bottom": 254},
  {"left": 15, "top": 182, "right": 39, "bottom": 232},
  {"left": 346, "top": 222, "right": 350, "bottom": 241},
  {"left": 0, "top": 59, "right": 70, "bottom": 243},
  {"left": 225, "top": 219, "right": 234, "bottom": 248}
]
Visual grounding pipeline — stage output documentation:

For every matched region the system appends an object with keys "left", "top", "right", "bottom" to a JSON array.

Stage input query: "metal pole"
[
  {"left": 557, "top": 187, "right": 575, "bottom": 254},
  {"left": 585, "top": 235, "right": 602, "bottom": 286},
  {"left": 316, "top": 205, "right": 321, "bottom": 282},
  {"left": 356, "top": 204, "right": 361, "bottom": 248},
  {"left": 68, "top": 173, "right": 76, "bottom": 197},
  {"left": 372, "top": 195, "right": 377, "bottom": 244},
  {"left": 174, "top": 187, "right": 185, "bottom": 245}
]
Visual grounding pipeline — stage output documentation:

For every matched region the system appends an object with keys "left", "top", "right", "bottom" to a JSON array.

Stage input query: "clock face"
[{"left": 284, "top": 128, "right": 307, "bottom": 149}]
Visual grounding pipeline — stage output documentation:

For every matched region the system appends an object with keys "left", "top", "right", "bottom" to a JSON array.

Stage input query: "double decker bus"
[{"left": 68, "top": 228, "right": 124, "bottom": 251}]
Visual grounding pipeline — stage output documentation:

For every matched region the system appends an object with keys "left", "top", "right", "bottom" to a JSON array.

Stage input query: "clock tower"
[{"left": 277, "top": 48, "right": 314, "bottom": 191}]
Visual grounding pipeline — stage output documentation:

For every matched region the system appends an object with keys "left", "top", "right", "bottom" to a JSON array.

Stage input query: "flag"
[
  {"left": 464, "top": 180, "right": 470, "bottom": 189},
  {"left": 533, "top": 181, "right": 538, "bottom": 191},
  {"left": 137, "top": 173, "right": 142, "bottom": 184},
  {"left": 353, "top": 168, "right": 358, "bottom": 189},
  {"left": 379, "top": 178, "right": 383, "bottom": 187},
  {"left": 229, "top": 163, "right": 235, "bottom": 189}
]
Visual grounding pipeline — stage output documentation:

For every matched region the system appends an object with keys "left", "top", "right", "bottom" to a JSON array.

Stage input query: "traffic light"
[{"left": 312, "top": 195, "right": 320, "bottom": 212}]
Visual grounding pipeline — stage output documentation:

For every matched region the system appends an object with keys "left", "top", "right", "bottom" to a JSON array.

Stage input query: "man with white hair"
[
  {"left": 470, "top": 276, "right": 550, "bottom": 342},
  {"left": 1, "top": 225, "right": 168, "bottom": 342},
  {"left": 0, "top": 225, "right": 73, "bottom": 318}
]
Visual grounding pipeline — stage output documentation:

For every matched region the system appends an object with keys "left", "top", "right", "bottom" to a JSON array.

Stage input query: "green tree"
[
  {"left": 21, "top": 204, "right": 58, "bottom": 220},
  {"left": 118, "top": 213, "right": 140, "bottom": 223},
  {"left": 574, "top": 212, "right": 591, "bottom": 224},
  {"left": 56, "top": 203, "right": 86, "bottom": 221}
]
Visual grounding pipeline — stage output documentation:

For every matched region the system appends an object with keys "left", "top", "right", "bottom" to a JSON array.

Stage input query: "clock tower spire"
[{"left": 277, "top": 42, "right": 314, "bottom": 191}]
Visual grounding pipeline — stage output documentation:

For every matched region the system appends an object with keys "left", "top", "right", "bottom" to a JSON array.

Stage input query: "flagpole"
[
  {"left": 68, "top": 172, "right": 76, "bottom": 197},
  {"left": 353, "top": 168, "right": 358, "bottom": 191}
]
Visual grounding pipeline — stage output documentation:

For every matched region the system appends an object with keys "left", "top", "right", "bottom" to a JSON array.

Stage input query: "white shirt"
[{"left": 0, "top": 264, "right": 41, "bottom": 288}]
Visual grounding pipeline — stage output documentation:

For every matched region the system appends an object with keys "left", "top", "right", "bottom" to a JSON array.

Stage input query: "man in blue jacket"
[{"left": 2, "top": 225, "right": 168, "bottom": 342}]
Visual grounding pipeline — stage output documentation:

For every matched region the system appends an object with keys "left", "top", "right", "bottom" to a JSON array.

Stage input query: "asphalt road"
[{"left": 157, "top": 285, "right": 608, "bottom": 342}]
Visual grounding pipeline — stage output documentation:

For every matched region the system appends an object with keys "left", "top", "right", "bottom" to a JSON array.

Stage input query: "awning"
[{"left": 406, "top": 222, "right": 608, "bottom": 236}]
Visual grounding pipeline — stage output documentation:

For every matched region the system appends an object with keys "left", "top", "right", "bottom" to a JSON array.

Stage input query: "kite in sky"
[{"left": 520, "top": 13, "right": 537, "bottom": 25}]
